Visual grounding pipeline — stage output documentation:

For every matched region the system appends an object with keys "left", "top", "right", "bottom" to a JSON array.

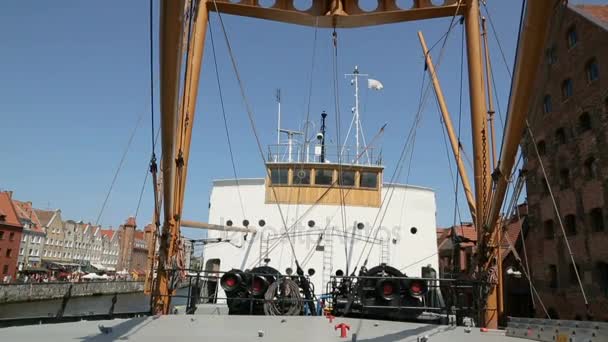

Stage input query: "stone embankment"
[{"left": 0, "top": 281, "right": 144, "bottom": 304}]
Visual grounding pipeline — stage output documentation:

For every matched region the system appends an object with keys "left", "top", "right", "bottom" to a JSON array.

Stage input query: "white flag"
[{"left": 368, "top": 78, "right": 384, "bottom": 90}]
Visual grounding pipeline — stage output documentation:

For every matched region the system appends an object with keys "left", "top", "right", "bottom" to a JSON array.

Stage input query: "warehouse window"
[
  {"left": 536, "top": 140, "right": 546, "bottom": 156},
  {"left": 590, "top": 208, "right": 604, "bottom": 232},
  {"left": 555, "top": 128, "right": 567, "bottom": 144},
  {"left": 565, "top": 214, "right": 577, "bottom": 236},
  {"left": 544, "top": 219, "right": 554, "bottom": 240},
  {"left": 584, "top": 157, "right": 598, "bottom": 179},
  {"left": 586, "top": 58, "right": 599, "bottom": 82},
  {"left": 569, "top": 263, "right": 581, "bottom": 285},
  {"left": 559, "top": 168, "right": 570, "bottom": 189},
  {"left": 578, "top": 112, "right": 591, "bottom": 132},
  {"left": 548, "top": 265, "right": 558, "bottom": 289},
  {"left": 561, "top": 79, "right": 573, "bottom": 100},
  {"left": 543, "top": 95, "right": 552, "bottom": 114},
  {"left": 567, "top": 25, "right": 577, "bottom": 48}
]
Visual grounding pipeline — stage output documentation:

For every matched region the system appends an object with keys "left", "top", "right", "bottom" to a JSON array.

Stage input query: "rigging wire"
[
  {"left": 210, "top": 0, "right": 300, "bottom": 265},
  {"left": 95, "top": 112, "right": 144, "bottom": 226},
  {"left": 354, "top": 0, "right": 464, "bottom": 271},
  {"left": 482, "top": 1, "right": 583, "bottom": 311},
  {"left": 171, "top": 0, "right": 197, "bottom": 237},
  {"left": 450, "top": 19, "right": 467, "bottom": 274},
  {"left": 289, "top": 16, "right": 319, "bottom": 249},
  {"left": 331, "top": 28, "right": 350, "bottom": 272},
  {"left": 149, "top": 0, "right": 156, "bottom": 155},
  {"left": 135, "top": 127, "right": 161, "bottom": 222},
  {"left": 500, "top": 168, "right": 551, "bottom": 319},
  {"left": 526, "top": 121, "right": 589, "bottom": 309},
  {"left": 208, "top": 19, "right": 247, "bottom": 220}
]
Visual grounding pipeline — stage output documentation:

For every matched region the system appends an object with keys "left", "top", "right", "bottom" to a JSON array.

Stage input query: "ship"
[{"left": 3, "top": 0, "right": 608, "bottom": 341}]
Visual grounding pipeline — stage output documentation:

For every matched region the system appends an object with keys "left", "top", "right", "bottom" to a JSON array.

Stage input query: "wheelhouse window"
[
  {"left": 314, "top": 169, "right": 333, "bottom": 186},
  {"left": 269, "top": 168, "right": 289, "bottom": 185},
  {"left": 586, "top": 58, "right": 599, "bottom": 82},
  {"left": 567, "top": 25, "right": 577, "bottom": 48},
  {"left": 360, "top": 171, "right": 378, "bottom": 188},
  {"left": 561, "top": 79, "right": 573, "bottom": 100},
  {"left": 292, "top": 169, "right": 310, "bottom": 185},
  {"left": 339, "top": 170, "right": 356, "bottom": 187}
]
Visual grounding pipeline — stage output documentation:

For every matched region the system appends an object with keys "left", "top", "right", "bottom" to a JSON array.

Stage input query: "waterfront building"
[
  {"left": 100, "top": 228, "right": 119, "bottom": 270},
  {"left": 522, "top": 4, "right": 608, "bottom": 320},
  {"left": 0, "top": 192, "right": 24, "bottom": 282},
  {"left": 12, "top": 200, "right": 45, "bottom": 271},
  {"left": 36, "top": 209, "right": 65, "bottom": 263}
]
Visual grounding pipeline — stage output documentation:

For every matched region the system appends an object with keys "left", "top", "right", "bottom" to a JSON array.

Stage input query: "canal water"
[{"left": 0, "top": 288, "right": 190, "bottom": 320}]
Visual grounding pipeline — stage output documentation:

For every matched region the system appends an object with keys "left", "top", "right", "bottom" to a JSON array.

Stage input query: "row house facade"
[
  {"left": 35, "top": 208, "right": 66, "bottom": 262},
  {"left": 0, "top": 190, "right": 196, "bottom": 279},
  {"left": 101, "top": 229, "right": 120, "bottom": 270},
  {"left": 0, "top": 192, "right": 23, "bottom": 282},
  {"left": 12, "top": 200, "right": 46, "bottom": 270}
]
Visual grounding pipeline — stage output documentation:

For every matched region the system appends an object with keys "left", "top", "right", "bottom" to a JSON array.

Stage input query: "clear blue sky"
[{"left": 0, "top": 0, "right": 599, "bottom": 238}]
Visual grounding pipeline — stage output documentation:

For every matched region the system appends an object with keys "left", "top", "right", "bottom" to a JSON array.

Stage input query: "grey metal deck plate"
[{"left": 1, "top": 315, "right": 525, "bottom": 341}]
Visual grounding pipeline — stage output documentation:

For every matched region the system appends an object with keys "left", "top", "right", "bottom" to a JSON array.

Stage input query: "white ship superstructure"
[{"left": 202, "top": 67, "right": 439, "bottom": 301}]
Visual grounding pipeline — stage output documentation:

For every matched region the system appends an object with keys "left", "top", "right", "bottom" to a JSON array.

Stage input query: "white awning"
[{"left": 91, "top": 263, "right": 106, "bottom": 271}]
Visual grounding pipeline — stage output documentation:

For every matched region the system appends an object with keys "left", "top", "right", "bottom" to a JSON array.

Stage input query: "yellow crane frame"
[{"left": 151, "top": 0, "right": 558, "bottom": 329}]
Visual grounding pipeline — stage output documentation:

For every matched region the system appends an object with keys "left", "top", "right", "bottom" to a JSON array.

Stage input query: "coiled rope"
[{"left": 263, "top": 278, "right": 302, "bottom": 316}]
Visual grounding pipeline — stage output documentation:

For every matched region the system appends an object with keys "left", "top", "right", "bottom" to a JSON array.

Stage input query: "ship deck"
[{"left": 1, "top": 311, "right": 522, "bottom": 341}]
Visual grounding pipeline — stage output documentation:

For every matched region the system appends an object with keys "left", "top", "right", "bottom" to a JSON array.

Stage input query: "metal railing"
[
  {"left": 165, "top": 269, "right": 318, "bottom": 316},
  {"left": 326, "top": 274, "right": 488, "bottom": 325},
  {"left": 267, "top": 143, "right": 381, "bottom": 166}
]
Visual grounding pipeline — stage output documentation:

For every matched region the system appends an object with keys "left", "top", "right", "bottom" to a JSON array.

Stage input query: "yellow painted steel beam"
[
  {"left": 486, "top": 0, "right": 558, "bottom": 230},
  {"left": 153, "top": 0, "right": 186, "bottom": 315},
  {"left": 463, "top": 0, "right": 497, "bottom": 328},
  {"left": 207, "top": 0, "right": 465, "bottom": 28},
  {"left": 482, "top": 17, "right": 497, "bottom": 171},
  {"left": 417, "top": 31, "right": 477, "bottom": 225}
]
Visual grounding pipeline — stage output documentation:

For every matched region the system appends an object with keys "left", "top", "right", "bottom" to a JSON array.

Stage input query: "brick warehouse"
[{"left": 522, "top": 4, "right": 608, "bottom": 320}]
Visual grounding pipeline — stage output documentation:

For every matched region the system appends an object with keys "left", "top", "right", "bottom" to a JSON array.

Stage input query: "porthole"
[
  {"left": 258, "top": 219, "right": 266, "bottom": 227},
  {"left": 335, "top": 269, "right": 344, "bottom": 276},
  {"left": 357, "top": 222, "right": 365, "bottom": 230},
  {"left": 286, "top": 267, "right": 293, "bottom": 275},
  {"left": 307, "top": 268, "right": 316, "bottom": 276},
  {"left": 243, "top": 219, "right": 250, "bottom": 227},
  {"left": 308, "top": 220, "right": 315, "bottom": 228},
  {"left": 410, "top": 227, "right": 418, "bottom": 234},
  {"left": 226, "top": 220, "right": 233, "bottom": 227}
]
